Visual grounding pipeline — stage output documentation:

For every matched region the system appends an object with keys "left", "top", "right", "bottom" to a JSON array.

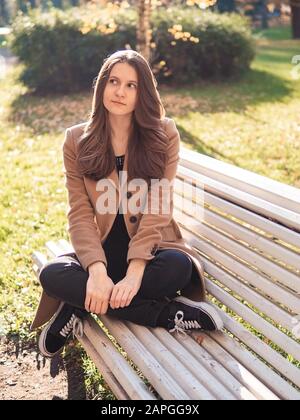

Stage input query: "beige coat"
[{"left": 31, "top": 117, "right": 206, "bottom": 330}]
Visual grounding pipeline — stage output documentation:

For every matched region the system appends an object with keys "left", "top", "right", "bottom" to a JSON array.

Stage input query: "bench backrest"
[{"left": 174, "top": 147, "right": 300, "bottom": 399}]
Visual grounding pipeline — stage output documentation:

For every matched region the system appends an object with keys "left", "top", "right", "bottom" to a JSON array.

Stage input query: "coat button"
[
  {"left": 129, "top": 216, "right": 137, "bottom": 223},
  {"left": 127, "top": 191, "right": 132, "bottom": 199}
]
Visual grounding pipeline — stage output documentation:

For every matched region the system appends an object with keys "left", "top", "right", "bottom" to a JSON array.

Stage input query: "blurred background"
[{"left": 0, "top": 0, "right": 299, "bottom": 34}]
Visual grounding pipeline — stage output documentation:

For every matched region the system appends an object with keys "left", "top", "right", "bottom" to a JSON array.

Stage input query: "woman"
[{"left": 31, "top": 50, "right": 223, "bottom": 358}]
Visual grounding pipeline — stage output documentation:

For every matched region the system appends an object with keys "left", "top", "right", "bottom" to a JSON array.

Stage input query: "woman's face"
[{"left": 103, "top": 62, "right": 138, "bottom": 115}]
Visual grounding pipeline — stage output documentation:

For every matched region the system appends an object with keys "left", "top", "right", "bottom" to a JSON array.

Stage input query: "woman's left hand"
[{"left": 109, "top": 273, "right": 143, "bottom": 309}]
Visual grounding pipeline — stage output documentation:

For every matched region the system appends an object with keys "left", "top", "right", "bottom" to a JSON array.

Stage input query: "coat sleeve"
[
  {"left": 63, "top": 128, "right": 107, "bottom": 271},
  {"left": 126, "top": 118, "right": 180, "bottom": 264}
]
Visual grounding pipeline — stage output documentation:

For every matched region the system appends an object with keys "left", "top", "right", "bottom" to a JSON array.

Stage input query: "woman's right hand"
[{"left": 85, "top": 262, "right": 114, "bottom": 315}]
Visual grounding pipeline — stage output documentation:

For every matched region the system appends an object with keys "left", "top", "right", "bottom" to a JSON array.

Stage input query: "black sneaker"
[
  {"left": 38, "top": 302, "right": 86, "bottom": 358},
  {"left": 167, "top": 296, "right": 223, "bottom": 336}
]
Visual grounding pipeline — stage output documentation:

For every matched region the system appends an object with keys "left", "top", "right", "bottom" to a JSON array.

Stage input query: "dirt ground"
[{"left": 0, "top": 336, "right": 91, "bottom": 400}]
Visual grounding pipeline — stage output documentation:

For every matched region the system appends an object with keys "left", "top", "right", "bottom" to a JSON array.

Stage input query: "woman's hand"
[
  {"left": 109, "top": 273, "right": 143, "bottom": 309},
  {"left": 85, "top": 262, "right": 114, "bottom": 315}
]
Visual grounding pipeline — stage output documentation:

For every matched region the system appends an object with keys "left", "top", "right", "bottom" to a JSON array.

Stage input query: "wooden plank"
[
  {"left": 176, "top": 224, "right": 300, "bottom": 313},
  {"left": 177, "top": 165, "right": 300, "bottom": 232},
  {"left": 45, "top": 240, "right": 68, "bottom": 258},
  {"left": 203, "top": 190, "right": 300, "bottom": 254},
  {"left": 57, "top": 238, "right": 74, "bottom": 254},
  {"left": 201, "top": 255, "right": 295, "bottom": 332},
  {"left": 198, "top": 333, "right": 280, "bottom": 400},
  {"left": 32, "top": 251, "right": 48, "bottom": 273},
  {"left": 179, "top": 147, "right": 300, "bottom": 214},
  {"left": 77, "top": 332, "right": 130, "bottom": 400},
  {"left": 127, "top": 323, "right": 228, "bottom": 399},
  {"left": 175, "top": 177, "right": 300, "bottom": 252},
  {"left": 83, "top": 316, "right": 156, "bottom": 400},
  {"left": 149, "top": 326, "right": 256, "bottom": 400},
  {"left": 100, "top": 315, "right": 192, "bottom": 400},
  {"left": 207, "top": 280, "right": 300, "bottom": 363},
  {"left": 174, "top": 190, "right": 300, "bottom": 272},
  {"left": 197, "top": 220, "right": 300, "bottom": 293},
  {"left": 211, "top": 307, "right": 300, "bottom": 391},
  {"left": 175, "top": 331, "right": 274, "bottom": 400},
  {"left": 210, "top": 330, "right": 300, "bottom": 400}
]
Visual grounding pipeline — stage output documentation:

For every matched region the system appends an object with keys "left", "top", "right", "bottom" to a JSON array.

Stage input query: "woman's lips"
[{"left": 112, "top": 101, "right": 126, "bottom": 105}]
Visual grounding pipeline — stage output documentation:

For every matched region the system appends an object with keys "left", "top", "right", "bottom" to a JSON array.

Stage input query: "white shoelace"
[
  {"left": 169, "top": 310, "right": 202, "bottom": 338},
  {"left": 59, "top": 314, "right": 84, "bottom": 339}
]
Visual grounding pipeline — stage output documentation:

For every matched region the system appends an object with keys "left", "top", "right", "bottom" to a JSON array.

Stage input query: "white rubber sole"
[
  {"left": 173, "top": 296, "right": 224, "bottom": 331},
  {"left": 38, "top": 302, "right": 65, "bottom": 358}
]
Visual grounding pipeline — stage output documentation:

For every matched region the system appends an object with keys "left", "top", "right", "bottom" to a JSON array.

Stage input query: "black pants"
[{"left": 39, "top": 249, "right": 195, "bottom": 328}]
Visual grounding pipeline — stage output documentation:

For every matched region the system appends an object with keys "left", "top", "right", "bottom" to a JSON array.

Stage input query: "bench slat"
[
  {"left": 57, "top": 238, "right": 74, "bottom": 254},
  {"left": 177, "top": 166, "right": 300, "bottom": 232},
  {"left": 45, "top": 240, "right": 69, "bottom": 258},
  {"left": 174, "top": 195, "right": 300, "bottom": 280},
  {"left": 174, "top": 192, "right": 300, "bottom": 273},
  {"left": 179, "top": 148, "right": 300, "bottom": 214},
  {"left": 100, "top": 315, "right": 194, "bottom": 400},
  {"left": 196, "top": 220, "right": 300, "bottom": 293},
  {"left": 176, "top": 221, "right": 299, "bottom": 313},
  {"left": 127, "top": 323, "right": 225, "bottom": 399},
  {"left": 212, "top": 307, "right": 300, "bottom": 391},
  {"left": 195, "top": 333, "right": 279, "bottom": 400},
  {"left": 209, "top": 330, "right": 300, "bottom": 400},
  {"left": 203, "top": 190, "right": 300, "bottom": 254},
  {"left": 150, "top": 327, "right": 257, "bottom": 400},
  {"left": 201, "top": 255, "right": 294, "bottom": 332},
  {"left": 77, "top": 330, "right": 130, "bottom": 400},
  {"left": 217, "top": 304, "right": 300, "bottom": 393},
  {"left": 207, "top": 280, "right": 300, "bottom": 365},
  {"left": 175, "top": 177, "right": 300, "bottom": 252},
  {"left": 83, "top": 316, "right": 157, "bottom": 400},
  {"left": 32, "top": 251, "right": 49, "bottom": 276}
]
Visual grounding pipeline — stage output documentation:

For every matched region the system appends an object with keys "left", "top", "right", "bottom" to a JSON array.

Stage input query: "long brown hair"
[{"left": 76, "top": 49, "right": 169, "bottom": 185}]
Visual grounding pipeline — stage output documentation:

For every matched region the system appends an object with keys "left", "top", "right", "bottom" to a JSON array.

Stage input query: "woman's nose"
[{"left": 116, "top": 86, "right": 125, "bottom": 95}]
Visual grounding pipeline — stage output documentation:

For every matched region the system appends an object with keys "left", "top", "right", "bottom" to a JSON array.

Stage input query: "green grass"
[
  {"left": 0, "top": 25, "right": 299, "bottom": 398},
  {"left": 170, "top": 27, "right": 300, "bottom": 186},
  {"left": 253, "top": 25, "right": 293, "bottom": 41}
]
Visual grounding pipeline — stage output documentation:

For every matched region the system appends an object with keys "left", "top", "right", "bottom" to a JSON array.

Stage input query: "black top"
[{"left": 102, "top": 155, "right": 131, "bottom": 281}]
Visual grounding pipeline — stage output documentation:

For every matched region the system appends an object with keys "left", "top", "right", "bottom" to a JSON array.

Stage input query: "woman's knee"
[
  {"left": 158, "top": 250, "right": 193, "bottom": 282},
  {"left": 39, "top": 259, "right": 63, "bottom": 291},
  {"left": 39, "top": 255, "right": 79, "bottom": 291}
]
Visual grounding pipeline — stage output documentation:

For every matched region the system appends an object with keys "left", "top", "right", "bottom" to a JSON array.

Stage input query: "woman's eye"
[{"left": 110, "top": 79, "right": 136, "bottom": 88}]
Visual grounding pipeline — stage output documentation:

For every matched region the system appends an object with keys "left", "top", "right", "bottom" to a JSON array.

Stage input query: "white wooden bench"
[{"left": 32, "top": 147, "right": 300, "bottom": 400}]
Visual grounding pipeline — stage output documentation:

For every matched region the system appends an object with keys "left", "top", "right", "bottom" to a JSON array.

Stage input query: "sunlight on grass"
[{"left": 171, "top": 27, "right": 300, "bottom": 187}]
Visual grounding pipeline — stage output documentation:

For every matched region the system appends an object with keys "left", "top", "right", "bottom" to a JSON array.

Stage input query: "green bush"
[
  {"left": 8, "top": 7, "right": 125, "bottom": 93},
  {"left": 153, "top": 8, "right": 256, "bottom": 84},
  {"left": 8, "top": 5, "right": 255, "bottom": 94}
]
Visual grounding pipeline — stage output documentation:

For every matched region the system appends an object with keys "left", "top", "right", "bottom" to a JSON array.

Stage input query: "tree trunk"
[
  {"left": 137, "top": 0, "right": 152, "bottom": 62},
  {"left": 291, "top": 1, "right": 300, "bottom": 39},
  {"left": 0, "top": 0, "right": 9, "bottom": 25}
]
